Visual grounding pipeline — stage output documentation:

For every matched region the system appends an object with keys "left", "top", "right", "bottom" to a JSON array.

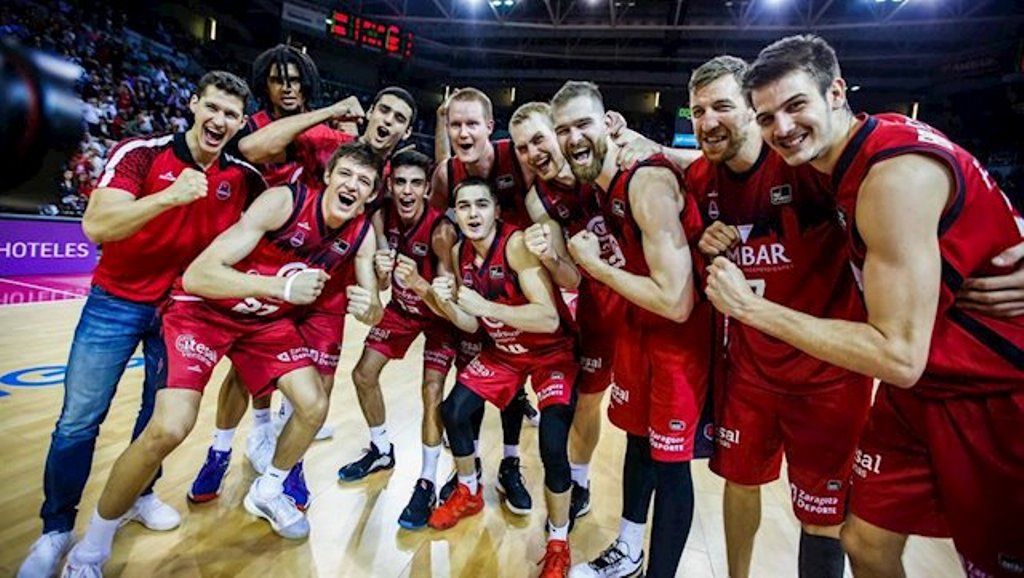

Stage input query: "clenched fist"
[
  {"left": 525, "top": 222, "right": 557, "bottom": 262},
  {"left": 374, "top": 248, "right": 396, "bottom": 279},
  {"left": 432, "top": 274, "right": 456, "bottom": 303},
  {"left": 161, "top": 168, "right": 207, "bottom": 207},
  {"left": 568, "top": 230, "right": 602, "bottom": 269},
  {"left": 698, "top": 221, "right": 740, "bottom": 258},
  {"left": 346, "top": 284, "right": 373, "bottom": 319},
  {"left": 283, "top": 268, "right": 329, "bottom": 305},
  {"left": 329, "top": 96, "right": 365, "bottom": 122},
  {"left": 394, "top": 254, "right": 424, "bottom": 289},
  {"left": 456, "top": 285, "right": 491, "bottom": 317}
]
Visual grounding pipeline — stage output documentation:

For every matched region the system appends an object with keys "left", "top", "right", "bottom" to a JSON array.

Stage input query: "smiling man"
[
  {"left": 336, "top": 150, "right": 461, "bottom": 531},
  {"left": 17, "top": 71, "right": 265, "bottom": 578},
  {"left": 61, "top": 141, "right": 383, "bottom": 577},
  {"left": 706, "top": 34, "right": 1024, "bottom": 578}
]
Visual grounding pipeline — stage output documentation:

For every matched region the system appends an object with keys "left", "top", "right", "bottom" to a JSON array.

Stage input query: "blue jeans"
[{"left": 41, "top": 285, "right": 167, "bottom": 533}]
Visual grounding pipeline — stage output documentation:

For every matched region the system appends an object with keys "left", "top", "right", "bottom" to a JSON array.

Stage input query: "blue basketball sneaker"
[
  {"left": 284, "top": 461, "right": 310, "bottom": 512},
  {"left": 188, "top": 448, "right": 231, "bottom": 503}
]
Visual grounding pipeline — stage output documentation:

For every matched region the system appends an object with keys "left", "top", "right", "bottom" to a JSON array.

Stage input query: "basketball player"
[
  {"left": 552, "top": 81, "right": 711, "bottom": 578},
  {"left": 707, "top": 34, "right": 1023, "bottom": 578},
  {"left": 428, "top": 87, "right": 536, "bottom": 513},
  {"left": 687, "top": 55, "right": 870, "bottom": 578},
  {"left": 508, "top": 101, "right": 627, "bottom": 525},
  {"left": 188, "top": 45, "right": 356, "bottom": 492},
  {"left": 187, "top": 85, "right": 415, "bottom": 499},
  {"left": 427, "top": 178, "right": 578, "bottom": 577},
  {"left": 333, "top": 150, "right": 461, "bottom": 531},
  {"left": 16, "top": 72, "right": 261, "bottom": 578},
  {"left": 60, "top": 141, "right": 382, "bottom": 576}
]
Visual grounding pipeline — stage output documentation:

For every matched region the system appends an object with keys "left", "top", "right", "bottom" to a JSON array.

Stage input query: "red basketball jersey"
[
  {"left": 686, "top": 148, "right": 866, "bottom": 391},
  {"left": 446, "top": 139, "right": 531, "bottom": 227},
  {"left": 597, "top": 155, "right": 707, "bottom": 328},
  {"left": 178, "top": 182, "right": 371, "bottom": 319},
  {"left": 458, "top": 222, "right": 575, "bottom": 355},
  {"left": 245, "top": 110, "right": 354, "bottom": 188},
  {"left": 834, "top": 113, "right": 1024, "bottom": 396},
  {"left": 382, "top": 202, "right": 450, "bottom": 319}
]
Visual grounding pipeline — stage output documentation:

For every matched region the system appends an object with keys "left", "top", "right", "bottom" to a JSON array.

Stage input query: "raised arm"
[
  {"left": 182, "top": 186, "right": 308, "bottom": 300},
  {"left": 429, "top": 163, "right": 450, "bottom": 212},
  {"left": 239, "top": 97, "right": 364, "bottom": 164},
  {"left": 431, "top": 242, "right": 479, "bottom": 333},
  {"left": 707, "top": 155, "right": 948, "bottom": 387},
  {"left": 456, "top": 232, "right": 560, "bottom": 333},
  {"left": 569, "top": 167, "right": 694, "bottom": 322},
  {"left": 84, "top": 158, "right": 209, "bottom": 244},
  {"left": 524, "top": 188, "right": 581, "bottom": 290},
  {"left": 346, "top": 226, "right": 384, "bottom": 326}
]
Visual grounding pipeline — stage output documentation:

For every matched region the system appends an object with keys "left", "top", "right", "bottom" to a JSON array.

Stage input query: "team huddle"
[{"left": 17, "top": 34, "right": 1024, "bottom": 578}]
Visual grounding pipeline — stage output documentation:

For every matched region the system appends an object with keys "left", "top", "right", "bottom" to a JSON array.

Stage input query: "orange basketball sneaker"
[
  {"left": 538, "top": 539, "right": 571, "bottom": 578},
  {"left": 427, "top": 483, "right": 484, "bottom": 530}
]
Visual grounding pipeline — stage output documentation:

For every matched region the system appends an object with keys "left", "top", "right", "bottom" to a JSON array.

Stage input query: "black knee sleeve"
[
  {"left": 499, "top": 388, "right": 526, "bottom": 445},
  {"left": 441, "top": 383, "right": 486, "bottom": 458},
  {"left": 648, "top": 459, "right": 695, "bottom": 578},
  {"left": 798, "top": 532, "right": 844, "bottom": 578},
  {"left": 538, "top": 403, "right": 574, "bottom": 493},
  {"left": 622, "top": 434, "right": 656, "bottom": 523}
]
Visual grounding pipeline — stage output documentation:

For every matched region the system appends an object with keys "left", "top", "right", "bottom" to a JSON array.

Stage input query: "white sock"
[
  {"left": 370, "top": 425, "right": 391, "bottom": 453},
  {"left": 79, "top": 510, "right": 120, "bottom": 557},
  {"left": 212, "top": 428, "right": 235, "bottom": 452},
  {"left": 548, "top": 520, "right": 569, "bottom": 541},
  {"left": 503, "top": 444, "right": 519, "bottom": 459},
  {"left": 278, "top": 398, "right": 293, "bottom": 421},
  {"left": 473, "top": 439, "right": 480, "bottom": 456},
  {"left": 420, "top": 444, "right": 442, "bottom": 484},
  {"left": 570, "top": 462, "right": 590, "bottom": 488},
  {"left": 252, "top": 409, "right": 271, "bottom": 427},
  {"left": 258, "top": 465, "right": 288, "bottom": 498},
  {"left": 458, "top": 472, "right": 478, "bottom": 494},
  {"left": 618, "top": 519, "right": 646, "bottom": 560}
]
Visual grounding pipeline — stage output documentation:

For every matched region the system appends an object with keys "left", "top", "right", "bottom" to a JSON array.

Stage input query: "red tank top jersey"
[
  {"left": 536, "top": 177, "right": 628, "bottom": 273},
  {"left": 458, "top": 222, "right": 575, "bottom": 355},
  {"left": 245, "top": 110, "right": 354, "bottom": 188},
  {"left": 446, "top": 139, "right": 531, "bottom": 227},
  {"left": 193, "top": 182, "right": 371, "bottom": 320},
  {"left": 833, "top": 113, "right": 1024, "bottom": 396},
  {"left": 598, "top": 155, "right": 706, "bottom": 328},
  {"left": 686, "top": 148, "right": 866, "bottom": 391},
  {"left": 92, "top": 132, "right": 265, "bottom": 304},
  {"left": 382, "top": 202, "right": 450, "bottom": 319}
]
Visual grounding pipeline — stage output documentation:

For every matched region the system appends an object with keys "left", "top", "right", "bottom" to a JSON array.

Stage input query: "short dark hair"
[
  {"left": 689, "top": 55, "right": 749, "bottom": 95},
  {"left": 373, "top": 86, "right": 418, "bottom": 126},
  {"left": 744, "top": 34, "right": 841, "bottom": 99},
  {"left": 389, "top": 149, "right": 431, "bottom": 176},
  {"left": 452, "top": 177, "right": 495, "bottom": 203},
  {"left": 327, "top": 141, "right": 383, "bottom": 179},
  {"left": 550, "top": 80, "right": 604, "bottom": 112},
  {"left": 251, "top": 44, "right": 320, "bottom": 107},
  {"left": 195, "top": 71, "right": 250, "bottom": 105}
]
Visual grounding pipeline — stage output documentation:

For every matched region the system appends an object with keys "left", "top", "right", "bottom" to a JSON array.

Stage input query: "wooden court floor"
[{"left": 0, "top": 296, "right": 962, "bottom": 577}]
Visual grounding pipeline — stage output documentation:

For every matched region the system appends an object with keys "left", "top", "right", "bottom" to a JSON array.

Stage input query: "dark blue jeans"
[{"left": 41, "top": 286, "right": 166, "bottom": 533}]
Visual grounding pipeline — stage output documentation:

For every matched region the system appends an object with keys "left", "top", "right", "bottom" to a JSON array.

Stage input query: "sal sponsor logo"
[
  {"left": 716, "top": 425, "right": 741, "bottom": 448},
  {"left": 579, "top": 355, "right": 602, "bottom": 374},
  {"left": 175, "top": 334, "right": 218, "bottom": 367},
  {"left": 853, "top": 448, "right": 882, "bottom": 478},
  {"left": 609, "top": 383, "right": 629, "bottom": 406}
]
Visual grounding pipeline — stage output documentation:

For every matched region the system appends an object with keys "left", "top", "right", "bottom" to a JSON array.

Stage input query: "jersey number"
[{"left": 231, "top": 298, "right": 281, "bottom": 317}]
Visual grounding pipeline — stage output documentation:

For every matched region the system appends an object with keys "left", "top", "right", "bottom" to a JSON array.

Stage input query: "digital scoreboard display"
[{"left": 329, "top": 10, "right": 413, "bottom": 59}]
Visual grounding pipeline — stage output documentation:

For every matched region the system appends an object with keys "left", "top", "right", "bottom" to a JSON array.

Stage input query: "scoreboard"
[{"left": 329, "top": 10, "right": 413, "bottom": 59}]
